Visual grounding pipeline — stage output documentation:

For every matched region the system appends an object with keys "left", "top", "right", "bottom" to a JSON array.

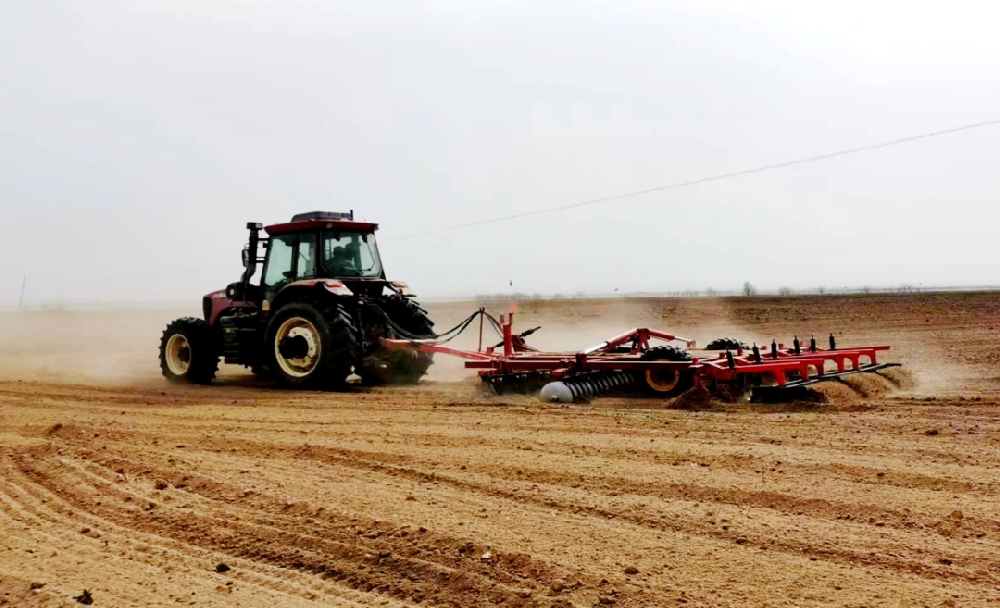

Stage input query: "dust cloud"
[
  {"left": 0, "top": 309, "right": 193, "bottom": 385},
  {"left": 2, "top": 293, "right": 994, "bottom": 401}
]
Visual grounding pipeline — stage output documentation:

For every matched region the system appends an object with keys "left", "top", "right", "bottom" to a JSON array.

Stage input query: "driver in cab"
[{"left": 328, "top": 244, "right": 359, "bottom": 276}]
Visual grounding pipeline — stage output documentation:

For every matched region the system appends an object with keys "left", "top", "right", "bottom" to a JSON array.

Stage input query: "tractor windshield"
[{"left": 322, "top": 231, "right": 383, "bottom": 278}]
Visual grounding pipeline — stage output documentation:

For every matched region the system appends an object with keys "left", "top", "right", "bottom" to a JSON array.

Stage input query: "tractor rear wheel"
[
  {"left": 638, "top": 345, "right": 693, "bottom": 397},
  {"left": 159, "top": 317, "right": 220, "bottom": 384},
  {"left": 266, "top": 300, "right": 359, "bottom": 390},
  {"left": 360, "top": 296, "right": 435, "bottom": 385}
]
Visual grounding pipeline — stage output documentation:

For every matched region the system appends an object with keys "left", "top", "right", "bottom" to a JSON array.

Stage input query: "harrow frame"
[{"left": 382, "top": 310, "right": 897, "bottom": 402}]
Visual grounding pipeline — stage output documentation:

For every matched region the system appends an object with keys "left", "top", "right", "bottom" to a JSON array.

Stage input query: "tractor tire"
[
  {"left": 159, "top": 317, "right": 220, "bottom": 384},
  {"left": 266, "top": 299, "right": 359, "bottom": 390},
  {"left": 638, "top": 345, "right": 693, "bottom": 397},
  {"left": 360, "top": 295, "right": 435, "bottom": 385},
  {"left": 704, "top": 337, "right": 749, "bottom": 351}
]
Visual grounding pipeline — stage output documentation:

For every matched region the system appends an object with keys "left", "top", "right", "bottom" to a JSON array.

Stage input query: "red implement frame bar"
[{"left": 381, "top": 312, "right": 891, "bottom": 385}]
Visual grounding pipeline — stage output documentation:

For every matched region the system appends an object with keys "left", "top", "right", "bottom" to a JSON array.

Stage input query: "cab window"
[{"left": 262, "top": 234, "right": 316, "bottom": 301}]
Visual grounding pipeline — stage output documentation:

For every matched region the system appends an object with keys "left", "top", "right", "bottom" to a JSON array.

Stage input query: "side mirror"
[{"left": 241, "top": 246, "right": 250, "bottom": 268}]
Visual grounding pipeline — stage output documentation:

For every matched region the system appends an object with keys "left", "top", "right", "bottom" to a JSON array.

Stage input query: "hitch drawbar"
[{"left": 382, "top": 310, "right": 897, "bottom": 403}]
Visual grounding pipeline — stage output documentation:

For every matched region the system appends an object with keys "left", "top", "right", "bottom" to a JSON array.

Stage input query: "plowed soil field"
[{"left": 2, "top": 293, "right": 1000, "bottom": 607}]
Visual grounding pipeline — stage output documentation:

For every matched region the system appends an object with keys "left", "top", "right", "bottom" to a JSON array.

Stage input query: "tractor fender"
[{"left": 268, "top": 280, "right": 352, "bottom": 314}]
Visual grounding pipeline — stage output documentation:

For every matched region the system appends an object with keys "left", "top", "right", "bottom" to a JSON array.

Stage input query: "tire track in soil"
[
  {"left": 213, "top": 436, "right": 1000, "bottom": 549},
  {"left": 0, "top": 450, "right": 399, "bottom": 608},
  {"left": 282, "top": 444, "right": 1000, "bottom": 588},
  {"left": 9, "top": 444, "right": 579, "bottom": 608},
  {"left": 60, "top": 414, "right": 1000, "bottom": 594},
  {"left": 114, "top": 430, "right": 998, "bottom": 598},
  {"left": 18, "top": 390, "right": 1000, "bottom": 604}
]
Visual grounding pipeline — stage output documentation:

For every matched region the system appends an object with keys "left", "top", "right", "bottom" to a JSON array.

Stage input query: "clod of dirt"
[
  {"left": 950, "top": 510, "right": 964, "bottom": 521},
  {"left": 29, "top": 583, "right": 46, "bottom": 590},
  {"left": 215, "top": 563, "right": 231, "bottom": 573},
  {"left": 550, "top": 580, "right": 566, "bottom": 593},
  {"left": 46, "top": 423, "right": 64, "bottom": 436},
  {"left": 74, "top": 590, "right": 93, "bottom": 605},
  {"left": 79, "top": 527, "right": 90, "bottom": 534},
  {"left": 516, "top": 588, "right": 532, "bottom": 598},
  {"left": 925, "top": 429, "right": 940, "bottom": 436},
  {"left": 673, "top": 386, "right": 714, "bottom": 409},
  {"left": 710, "top": 382, "right": 747, "bottom": 403},
  {"left": 840, "top": 373, "right": 896, "bottom": 398},
  {"left": 599, "top": 596, "right": 616, "bottom": 605},
  {"left": 802, "top": 382, "right": 849, "bottom": 404},
  {"left": 624, "top": 566, "right": 639, "bottom": 575},
  {"left": 735, "top": 537, "right": 748, "bottom": 545}
]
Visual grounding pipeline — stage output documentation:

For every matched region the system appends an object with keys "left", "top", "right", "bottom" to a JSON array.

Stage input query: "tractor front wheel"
[
  {"left": 266, "top": 300, "right": 359, "bottom": 390},
  {"left": 159, "top": 317, "right": 220, "bottom": 384},
  {"left": 638, "top": 345, "right": 693, "bottom": 397}
]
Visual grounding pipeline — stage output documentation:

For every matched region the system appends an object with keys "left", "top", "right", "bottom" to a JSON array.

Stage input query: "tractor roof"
[{"left": 265, "top": 212, "right": 379, "bottom": 236}]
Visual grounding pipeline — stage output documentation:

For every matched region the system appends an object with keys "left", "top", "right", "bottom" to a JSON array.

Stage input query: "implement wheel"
[
  {"left": 159, "top": 317, "right": 219, "bottom": 384},
  {"left": 266, "top": 300, "right": 359, "bottom": 390},
  {"left": 704, "top": 337, "right": 749, "bottom": 351},
  {"left": 639, "top": 346, "right": 693, "bottom": 397}
]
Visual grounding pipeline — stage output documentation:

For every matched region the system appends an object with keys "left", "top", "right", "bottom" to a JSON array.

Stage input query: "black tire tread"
[
  {"left": 704, "top": 337, "right": 749, "bottom": 351},
  {"left": 641, "top": 345, "right": 693, "bottom": 362},
  {"left": 266, "top": 298, "right": 360, "bottom": 390},
  {"left": 360, "top": 295, "right": 435, "bottom": 385},
  {"left": 159, "top": 317, "right": 220, "bottom": 384}
]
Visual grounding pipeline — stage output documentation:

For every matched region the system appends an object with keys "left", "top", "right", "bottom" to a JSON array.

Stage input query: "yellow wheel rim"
[
  {"left": 165, "top": 335, "right": 191, "bottom": 375},
  {"left": 274, "top": 316, "right": 322, "bottom": 378},
  {"left": 645, "top": 368, "right": 680, "bottom": 393}
]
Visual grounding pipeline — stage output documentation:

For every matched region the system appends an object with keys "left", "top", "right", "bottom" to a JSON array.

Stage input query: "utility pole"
[{"left": 17, "top": 275, "right": 26, "bottom": 313}]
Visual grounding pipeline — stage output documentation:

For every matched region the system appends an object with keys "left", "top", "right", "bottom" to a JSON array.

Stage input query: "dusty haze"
[{"left": 2, "top": 1, "right": 1000, "bottom": 306}]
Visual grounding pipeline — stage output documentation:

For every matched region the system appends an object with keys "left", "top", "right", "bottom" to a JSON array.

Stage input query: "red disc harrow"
[{"left": 383, "top": 309, "right": 898, "bottom": 403}]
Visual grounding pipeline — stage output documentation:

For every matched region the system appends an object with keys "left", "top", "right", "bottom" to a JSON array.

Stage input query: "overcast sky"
[{"left": 2, "top": 0, "right": 999, "bottom": 305}]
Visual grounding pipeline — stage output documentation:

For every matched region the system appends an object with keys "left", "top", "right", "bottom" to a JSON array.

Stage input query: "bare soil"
[{"left": 2, "top": 292, "right": 1000, "bottom": 607}]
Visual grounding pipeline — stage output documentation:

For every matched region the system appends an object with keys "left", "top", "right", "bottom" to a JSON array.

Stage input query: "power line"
[{"left": 386, "top": 116, "right": 1000, "bottom": 242}]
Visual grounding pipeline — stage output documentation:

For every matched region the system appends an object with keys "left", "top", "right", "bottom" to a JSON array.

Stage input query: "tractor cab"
[{"left": 237, "top": 211, "right": 395, "bottom": 307}]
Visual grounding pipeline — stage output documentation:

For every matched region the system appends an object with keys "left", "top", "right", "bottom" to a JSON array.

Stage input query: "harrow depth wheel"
[
  {"left": 645, "top": 368, "right": 682, "bottom": 393},
  {"left": 639, "top": 345, "right": 693, "bottom": 397}
]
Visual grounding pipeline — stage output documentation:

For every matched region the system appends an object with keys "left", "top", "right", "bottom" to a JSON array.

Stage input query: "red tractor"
[{"left": 158, "top": 211, "right": 435, "bottom": 389}]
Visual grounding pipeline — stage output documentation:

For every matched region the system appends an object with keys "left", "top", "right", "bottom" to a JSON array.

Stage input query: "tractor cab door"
[{"left": 261, "top": 233, "right": 316, "bottom": 304}]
